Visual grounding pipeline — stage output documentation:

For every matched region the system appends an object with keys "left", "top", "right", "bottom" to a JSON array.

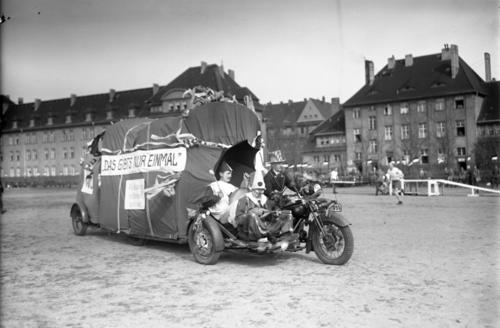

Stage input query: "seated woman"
[
  {"left": 204, "top": 162, "right": 238, "bottom": 223},
  {"left": 233, "top": 170, "right": 293, "bottom": 242}
]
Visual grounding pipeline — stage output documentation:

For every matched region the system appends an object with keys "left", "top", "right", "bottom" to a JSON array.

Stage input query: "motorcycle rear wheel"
[{"left": 311, "top": 217, "right": 353, "bottom": 265}]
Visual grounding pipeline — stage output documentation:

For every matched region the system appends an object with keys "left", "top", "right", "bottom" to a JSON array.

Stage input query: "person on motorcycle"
[
  {"left": 234, "top": 170, "right": 293, "bottom": 242},
  {"left": 264, "top": 150, "right": 296, "bottom": 203}
]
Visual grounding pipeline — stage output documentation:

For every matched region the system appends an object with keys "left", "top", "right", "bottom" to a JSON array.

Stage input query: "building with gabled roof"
[
  {"left": 342, "top": 44, "right": 492, "bottom": 177},
  {"left": 301, "top": 109, "right": 346, "bottom": 174},
  {"left": 263, "top": 97, "right": 340, "bottom": 165},
  {"left": 0, "top": 62, "right": 260, "bottom": 185}
]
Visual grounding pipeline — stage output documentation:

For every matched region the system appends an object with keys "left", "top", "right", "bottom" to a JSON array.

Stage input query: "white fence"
[{"left": 390, "top": 179, "right": 500, "bottom": 196}]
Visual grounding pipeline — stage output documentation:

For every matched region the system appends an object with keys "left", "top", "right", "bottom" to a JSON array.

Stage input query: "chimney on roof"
[
  {"left": 450, "top": 44, "right": 459, "bottom": 79},
  {"left": 331, "top": 97, "right": 340, "bottom": 114},
  {"left": 70, "top": 94, "right": 77, "bottom": 107},
  {"left": 288, "top": 99, "right": 293, "bottom": 105},
  {"left": 388, "top": 55, "right": 396, "bottom": 69},
  {"left": 218, "top": 64, "right": 224, "bottom": 78},
  {"left": 153, "top": 83, "right": 160, "bottom": 95},
  {"left": 34, "top": 98, "right": 41, "bottom": 111},
  {"left": 441, "top": 44, "right": 451, "bottom": 60},
  {"left": 18, "top": 97, "right": 23, "bottom": 105},
  {"left": 201, "top": 61, "right": 207, "bottom": 74},
  {"left": 365, "top": 60, "right": 374, "bottom": 85},
  {"left": 404, "top": 54, "right": 413, "bottom": 67},
  {"left": 109, "top": 89, "right": 116, "bottom": 102},
  {"left": 484, "top": 52, "right": 492, "bottom": 82},
  {"left": 228, "top": 69, "right": 235, "bottom": 80},
  {"left": 322, "top": 96, "right": 325, "bottom": 103}
]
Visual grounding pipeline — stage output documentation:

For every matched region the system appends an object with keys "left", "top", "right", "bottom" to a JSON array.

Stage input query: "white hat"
[{"left": 248, "top": 170, "right": 266, "bottom": 190}]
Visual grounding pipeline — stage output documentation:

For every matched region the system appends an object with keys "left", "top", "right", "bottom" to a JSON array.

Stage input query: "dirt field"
[{"left": 1, "top": 187, "right": 498, "bottom": 328}]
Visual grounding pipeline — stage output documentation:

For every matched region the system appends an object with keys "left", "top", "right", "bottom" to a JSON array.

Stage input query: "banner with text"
[{"left": 101, "top": 148, "right": 187, "bottom": 176}]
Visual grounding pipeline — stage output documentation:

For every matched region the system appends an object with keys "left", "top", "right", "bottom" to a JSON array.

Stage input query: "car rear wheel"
[{"left": 71, "top": 205, "right": 88, "bottom": 236}]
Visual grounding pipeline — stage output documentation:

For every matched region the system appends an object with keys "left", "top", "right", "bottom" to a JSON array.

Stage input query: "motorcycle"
[
  {"left": 270, "top": 182, "right": 354, "bottom": 265},
  {"left": 187, "top": 183, "right": 353, "bottom": 265}
]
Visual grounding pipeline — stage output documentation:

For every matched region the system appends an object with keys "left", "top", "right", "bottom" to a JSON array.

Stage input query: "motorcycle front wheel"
[
  {"left": 188, "top": 216, "right": 224, "bottom": 265},
  {"left": 311, "top": 217, "right": 353, "bottom": 265}
]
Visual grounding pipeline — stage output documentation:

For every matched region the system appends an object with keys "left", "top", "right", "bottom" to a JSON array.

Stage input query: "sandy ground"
[{"left": 0, "top": 186, "right": 499, "bottom": 328}]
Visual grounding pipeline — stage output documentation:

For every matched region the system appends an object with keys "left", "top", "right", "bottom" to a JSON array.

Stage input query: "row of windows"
[
  {"left": 312, "top": 154, "right": 342, "bottom": 163},
  {"left": 352, "top": 97, "right": 464, "bottom": 119},
  {"left": 355, "top": 120, "right": 466, "bottom": 141},
  {"left": 5, "top": 166, "right": 78, "bottom": 177},
  {"left": 356, "top": 146, "right": 467, "bottom": 162},
  {"left": 5, "top": 128, "right": 97, "bottom": 146},
  {"left": 316, "top": 136, "right": 346, "bottom": 147},
  {"left": 8, "top": 148, "right": 76, "bottom": 162},
  {"left": 150, "top": 101, "right": 189, "bottom": 113}
]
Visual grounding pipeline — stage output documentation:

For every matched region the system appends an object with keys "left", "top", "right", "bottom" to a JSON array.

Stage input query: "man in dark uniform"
[{"left": 264, "top": 150, "right": 296, "bottom": 199}]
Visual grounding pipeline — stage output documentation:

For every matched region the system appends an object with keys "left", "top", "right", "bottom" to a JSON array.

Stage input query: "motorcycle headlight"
[{"left": 313, "top": 183, "right": 321, "bottom": 193}]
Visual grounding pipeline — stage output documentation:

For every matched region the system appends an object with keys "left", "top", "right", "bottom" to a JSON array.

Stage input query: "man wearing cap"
[{"left": 264, "top": 150, "right": 296, "bottom": 199}]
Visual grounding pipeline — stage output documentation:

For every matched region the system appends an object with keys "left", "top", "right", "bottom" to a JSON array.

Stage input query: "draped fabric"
[{"left": 86, "top": 102, "right": 261, "bottom": 240}]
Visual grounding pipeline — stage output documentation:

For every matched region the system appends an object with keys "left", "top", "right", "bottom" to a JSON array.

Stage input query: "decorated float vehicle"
[{"left": 70, "top": 94, "right": 267, "bottom": 260}]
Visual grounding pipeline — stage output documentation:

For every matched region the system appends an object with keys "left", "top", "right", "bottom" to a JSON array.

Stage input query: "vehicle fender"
[
  {"left": 70, "top": 202, "right": 89, "bottom": 223},
  {"left": 189, "top": 215, "right": 225, "bottom": 253},
  {"left": 326, "top": 212, "right": 350, "bottom": 227}
]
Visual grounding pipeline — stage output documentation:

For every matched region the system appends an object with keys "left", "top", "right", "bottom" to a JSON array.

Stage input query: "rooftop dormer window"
[
  {"left": 85, "top": 113, "right": 92, "bottom": 122},
  {"left": 29, "top": 119, "right": 35, "bottom": 127},
  {"left": 106, "top": 110, "right": 113, "bottom": 120},
  {"left": 12, "top": 121, "right": 18, "bottom": 129},
  {"left": 47, "top": 117, "right": 53, "bottom": 126},
  {"left": 65, "top": 115, "right": 72, "bottom": 124},
  {"left": 128, "top": 108, "right": 136, "bottom": 118}
]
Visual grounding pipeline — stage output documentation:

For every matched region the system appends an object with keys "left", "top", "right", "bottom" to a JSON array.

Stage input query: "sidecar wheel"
[
  {"left": 311, "top": 217, "right": 353, "bottom": 265},
  {"left": 188, "top": 216, "right": 224, "bottom": 265},
  {"left": 71, "top": 205, "right": 88, "bottom": 236}
]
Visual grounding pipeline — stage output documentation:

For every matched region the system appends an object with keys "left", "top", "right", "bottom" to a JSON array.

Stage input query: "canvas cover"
[{"left": 83, "top": 102, "right": 261, "bottom": 240}]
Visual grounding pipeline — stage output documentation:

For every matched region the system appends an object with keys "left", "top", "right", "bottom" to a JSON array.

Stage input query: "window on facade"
[
  {"left": 456, "top": 120, "right": 465, "bottom": 136},
  {"left": 70, "top": 147, "right": 75, "bottom": 159},
  {"left": 63, "top": 166, "right": 69, "bottom": 175},
  {"left": 10, "top": 151, "right": 14, "bottom": 161},
  {"left": 16, "top": 167, "right": 21, "bottom": 177},
  {"left": 49, "top": 132, "right": 55, "bottom": 143},
  {"left": 435, "top": 99, "right": 444, "bottom": 111},
  {"left": 436, "top": 122, "right": 446, "bottom": 138},
  {"left": 323, "top": 155, "right": 329, "bottom": 163},
  {"left": 44, "top": 166, "right": 49, "bottom": 176},
  {"left": 26, "top": 150, "right": 31, "bottom": 161},
  {"left": 457, "top": 147, "right": 466, "bottom": 156},
  {"left": 401, "top": 125, "right": 410, "bottom": 139},
  {"left": 16, "top": 151, "right": 20, "bottom": 161},
  {"left": 8, "top": 137, "right": 13, "bottom": 145},
  {"left": 386, "top": 151, "right": 393, "bottom": 164},
  {"left": 369, "top": 140, "right": 378, "bottom": 153},
  {"left": 353, "top": 108, "right": 360, "bottom": 119},
  {"left": 33, "top": 167, "right": 39, "bottom": 176},
  {"left": 384, "top": 105, "right": 392, "bottom": 116},
  {"left": 400, "top": 103, "right": 409, "bottom": 115},
  {"left": 334, "top": 154, "right": 341, "bottom": 162},
  {"left": 51, "top": 166, "right": 56, "bottom": 176},
  {"left": 455, "top": 97, "right": 464, "bottom": 109},
  {"left": 63, "top": 148, "right": 68, "bottom": 160},
  {"left": 33, "top": 150, "right": 38, "bottom": 161},
  {"left": 420, "top": 148, "right": 429, "bottom": 164},
  {"left": 384, "top": 126, "right": 393, "bottom": 140},
  {"left": 50, "top": 148, "right": 56, "bottom": 160},
  {"left": 355, "top": 152, "right": 362, "bottom": 161},
  {"left": 44, "top": 149, "right": 49, "bottom": 160},
  {"left": 417, "top": 101, "right": 426, "bottom": 113},
  {"left": 70, "top": 165, "right": 76, "bottom": 175},
  {"left": 313, "top": 155, "right": 320, "bottom": 163},
  {"left": 418, "top": 123, "right": 427, "bottom": 138},
  {"left": 9, "top": 168, "right": 14, "bottom": 177},
  {"left": 369, "top": 116, "right": 377, "bottom": 130},
  {"left": 353, "top": 129, "right": 361, "bottom": 142}
]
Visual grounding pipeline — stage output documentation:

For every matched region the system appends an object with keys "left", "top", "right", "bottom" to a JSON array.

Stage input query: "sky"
[{"left": 1, "top": 0, "right": 498, "bottom": 105}]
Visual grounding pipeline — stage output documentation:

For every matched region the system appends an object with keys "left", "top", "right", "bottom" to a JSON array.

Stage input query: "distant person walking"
[
  {"left": 387, "top": 162, "right": 404, "bottom": 205},
  {"left": 0, "top": 177, "right": 5, "bottom": 214},
  {"left": 330, "top": 168, "right": 338, "bottom": 194}
]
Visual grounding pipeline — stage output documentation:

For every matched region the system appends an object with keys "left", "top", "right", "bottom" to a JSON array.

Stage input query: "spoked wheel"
[
  {"left": 311, "top": 217, "right": 353, "bottom": 265},
  {"left": 71, "top": 205, "right": 88, "bottom": 236},
  {"left": 188, "top": 216, "right": 224, "bottom": 265}
]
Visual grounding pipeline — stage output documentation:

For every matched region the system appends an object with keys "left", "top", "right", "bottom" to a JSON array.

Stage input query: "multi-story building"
[
  {"left": 0, "top": 62, "right": 260, "bottom": 186},
  {"left": 342, "top": 44, "right": 492, "bottom": 177},
  {"left": 263, "top": 97, "right": 340, "bottom": 165},
  {"left": 301, "top": 109, "right": 346, "bottom": 174}
]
